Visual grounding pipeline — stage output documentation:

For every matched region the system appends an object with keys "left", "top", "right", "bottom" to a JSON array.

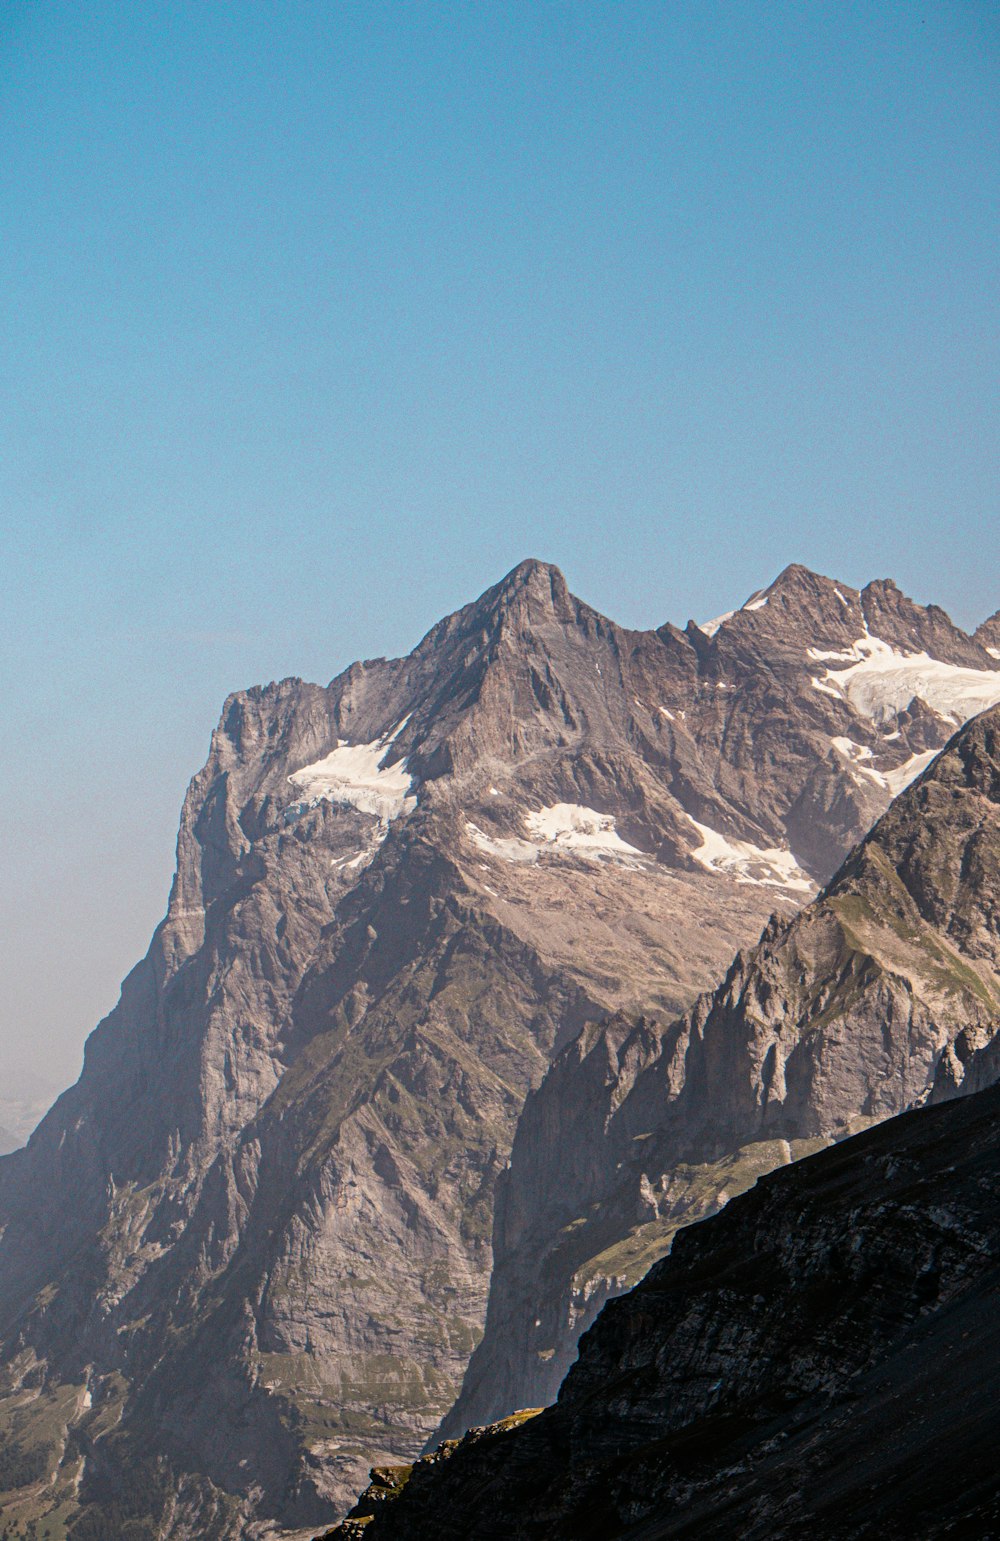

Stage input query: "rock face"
[
  {"left": 445, "top": 702, "right": 1000, "bottom": 1436},
  {"left": 976, "top": 606, "right": 1000, "bottom": 657},
  {"left": 334, "top": 1078, "right": 1000, "bottom": 1540},
  {"left": 0, "top": 559, "right": 997, "bottom": 1537}
]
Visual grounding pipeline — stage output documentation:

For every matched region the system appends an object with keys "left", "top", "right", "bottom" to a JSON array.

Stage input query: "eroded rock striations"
[
  {"left": 329, "top": 1079, "right": 1000, "bottom": 1539},
  {"left": 446, "top": 700, "right": 1000, "bottom": 1435},
  {"left": 0, "top": 560, "right": 997, "bottom": 1536}
]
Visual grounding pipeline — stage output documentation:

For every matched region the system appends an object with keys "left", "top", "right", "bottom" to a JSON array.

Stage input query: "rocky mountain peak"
[
  {"left": 483, "top": 557, "right": 572, "bottom": 614},
  {"left": 764, "top": 560, "right": 852, "bottom": 601},
  {"left": 413, "top": 559, "right": 574, "bottom": 654},
  {"left": 689, "top": 563, "right": 998, "bottom": 680},
  {"left": 860, "top": 577, "right": 993, "bottom": 668},
  {"left": 976, "top": 607, "right": 1000, "bottom": 657},
  {"left": 690, "top": 562, "right": 862, "bottom": 651},
  {"left": 829, "top": 702, "right": 1000, "bottom": 940}
]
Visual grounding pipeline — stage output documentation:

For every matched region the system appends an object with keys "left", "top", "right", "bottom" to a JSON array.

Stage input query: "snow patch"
[
  {"left": 808, "top": 634, "right": 1000, "bottom": 727},
  {"left": 525, "top": 804, "right": 642, "bottom": 857},
  {"left": 700, "top": 610, "right": 734, "bottom": 638},
  {"left": 884, "top": 748, "right": 939, "bottom": 797},
  {"left": 288, "top": 723, "right": 417, "bottom": 823},
  {"left": 688, "top": 819, "right": 813, "bottom": 892},
  {"left": 466, "top": 823, "right": 539, "bottom": 865},
  {"left": 834, "top": 588, "right": 851, "bottom": 607},
  {"left": 658, "top": 706, "right": 675, "bottom": 721},
  {"left": 829, "top": 736, "right": 940, "bottom": 798},
  {"left": 829, "top": 737, "right": 886, "bottom": 788},
  {"left": 743, "top": 592, "right": 769, "bottom": 612},
  {"left": 988, "top": 647, "right": 1000, "bottom": 661},
  {"left": 467, "top": 804, "right": 644, "bottom": 867}
]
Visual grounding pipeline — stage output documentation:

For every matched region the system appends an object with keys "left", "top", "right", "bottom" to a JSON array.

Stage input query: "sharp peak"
[
  {"left": 490, "top": 557, "right": 568, "bottom": 593},
  {"left": 693, "top": 562, "right": 858, "bottom": 638},
  {"left": 411, "top": 558, "right": 584, "bottom": 657},
  {"left": 763, "top": 562, "right": 854, "bottom": 595},
  {"left": 472, "top": 558, "right": 575, "bottom": 618},
  {"left": 825, "top": 699, "right": 1000, "bottom": 899}
]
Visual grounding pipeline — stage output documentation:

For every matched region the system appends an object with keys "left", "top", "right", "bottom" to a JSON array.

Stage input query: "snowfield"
[
  {"left": 467, "top": 803, "right": 644, "bottom": 867},
  {"left": 687, "top": 819, "right": 814, "bottom": 892},
  {"left": 829, "top": 736, "right": 939, "bottom": 798},
  {"left": 288, "top": 721, "right": 416, "bottom": 822},
  {"left": 808, "top": 634, "right": 1000, "bottom": 727}
]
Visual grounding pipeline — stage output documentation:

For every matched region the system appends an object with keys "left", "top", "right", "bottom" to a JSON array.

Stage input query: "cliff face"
[
  {"left": 331, "top": 1078, "right": 1000, "bottom": 1540},
  {"left": 1, "top": 560, "right": 997, "bottom": 1537},
  {"left": 446, "top": 702, "right": 1000, "bottom": 1435}
]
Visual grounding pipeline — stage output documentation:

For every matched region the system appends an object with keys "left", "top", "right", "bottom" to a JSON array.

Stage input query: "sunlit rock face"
[{"left": 1, "top": 558, "right": 997, "bottom": 1537}]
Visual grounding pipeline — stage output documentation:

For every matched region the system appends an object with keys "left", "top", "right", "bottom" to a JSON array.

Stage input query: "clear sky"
[{"left": 2, "top": 1, "right": 998, "bottom": 1095}]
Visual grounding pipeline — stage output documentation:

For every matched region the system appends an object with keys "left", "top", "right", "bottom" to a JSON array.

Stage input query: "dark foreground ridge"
[{"left": 323, "top": 1078, "right": 1000, "bottom": 1539}]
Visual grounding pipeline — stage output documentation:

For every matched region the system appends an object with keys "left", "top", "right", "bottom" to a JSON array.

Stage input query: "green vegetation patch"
[{"left": 576, "top": 1136, "right": 830, "bottom": 1292}]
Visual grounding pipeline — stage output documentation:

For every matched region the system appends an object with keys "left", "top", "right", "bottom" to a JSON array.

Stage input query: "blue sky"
[{"left": 2, "top": 1, "right": 998, "bottom": 1089}]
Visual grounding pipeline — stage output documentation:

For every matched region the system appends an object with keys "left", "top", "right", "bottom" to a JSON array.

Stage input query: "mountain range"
[{"left": 1, "top": 559, "right": 999, "bottom": 1538}]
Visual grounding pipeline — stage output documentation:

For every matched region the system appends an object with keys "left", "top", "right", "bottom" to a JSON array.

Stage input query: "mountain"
[
  {"left": 1, "top": 560, "right": 998, "bottom": 1537},
  {"left": 444, "top": 700, "right": 1000, "bottom": 1436},
  {"left": 325, "top": 1076, "right": 1000, "bottom": 1540}
]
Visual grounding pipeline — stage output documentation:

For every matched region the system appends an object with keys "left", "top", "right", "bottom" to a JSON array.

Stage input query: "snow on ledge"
[
  {"left": 700, "top": 589, "right": 770, "bottom": 635},
  {"left": 525, "top": 804, "right": 642, "bottom": 855},
  {"left": 288, "top": 723, "right": 417, "bottom": 823},
  {"left": 829, "top": 736, "right": 939, "bottom": 798},
  {"left": 687, "top": 818, "right": 813, "bottom": 892},
  {"left": 699, "top": 610, "right": 734, "bottom": 638},
  {"left": 467, "top": 803, "right": 644, "bottom": 868}
]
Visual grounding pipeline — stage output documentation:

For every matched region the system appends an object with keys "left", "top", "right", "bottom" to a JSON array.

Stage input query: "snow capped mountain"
[{"left": 0, "top": 558, "right": 996, "bottom": 1537}]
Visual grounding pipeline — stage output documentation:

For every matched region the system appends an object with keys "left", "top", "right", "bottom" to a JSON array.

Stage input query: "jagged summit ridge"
[{"left": 976, "top": 605, "right": 1000, "bottom": 657}]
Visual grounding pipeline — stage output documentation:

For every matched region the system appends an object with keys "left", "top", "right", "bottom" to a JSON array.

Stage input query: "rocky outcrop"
[
  {"left": 1, "top": 560, "right": 997, "bottom": 1537},
  {"left": 445, "top": 703, "right": 1000, "bottom": 1435},
  {"left": 336, "top": 1077, "right": 1000, "bottom": 1539},
  {"left": 975, "top": 606, "right": 1000, "bottom": 657}
]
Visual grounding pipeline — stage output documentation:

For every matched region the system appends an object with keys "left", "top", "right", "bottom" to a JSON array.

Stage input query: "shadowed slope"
[{"left": 329, "top": 1079, "right": 1000, "bottom": 1540}]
